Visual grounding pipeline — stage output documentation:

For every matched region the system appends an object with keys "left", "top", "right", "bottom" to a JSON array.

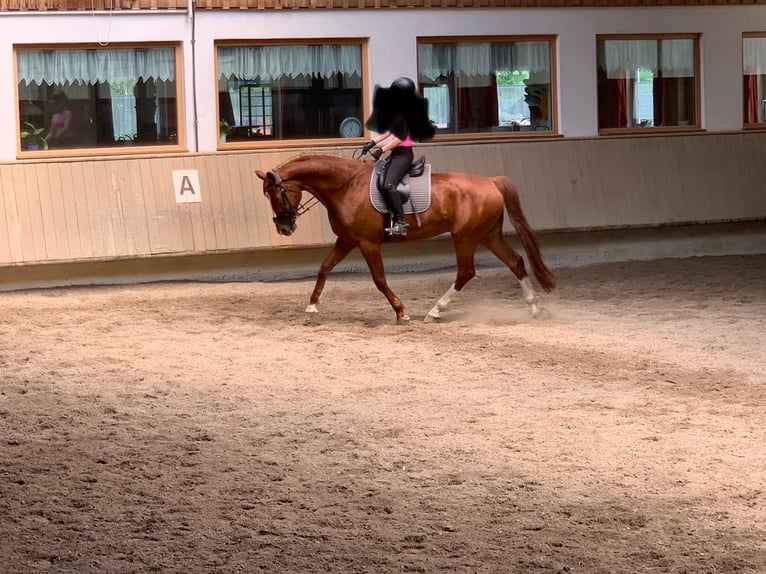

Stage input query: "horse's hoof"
[
  {"left": 305, "top": 303, "right": 319, "bottom": 314},
  {"left": 424, "top": 313, "right": 440, "bottom": 323},
  {"left": 396, "top": 314, "right": 410, "bottom": 325},
  {"left": 532, "top": 306, "right": 551, "bottom": 320}
]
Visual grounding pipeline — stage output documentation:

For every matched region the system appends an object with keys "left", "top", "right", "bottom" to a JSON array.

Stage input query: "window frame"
[
  {"left": 743, "top": 32, "right": 766, "bottom": 130},
  {"left": 596, "top": 33, "right": 702, "bottom": 136},
  {"left": 215, "top": 38, "right": 370, "bottom": 150},
  {"left": 14, "top": 41, "right": 185, "bottom": 159},
  {"left": 416, "top": 35, "right": 559, "bottom": 141}
]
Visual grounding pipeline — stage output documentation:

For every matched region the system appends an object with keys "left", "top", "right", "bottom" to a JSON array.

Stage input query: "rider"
[{"left": 362, "top": 77, "right": 435, "bottom": 236}]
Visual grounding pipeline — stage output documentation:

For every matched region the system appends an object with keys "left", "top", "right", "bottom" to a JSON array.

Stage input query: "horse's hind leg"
[
  {"left": 306, "top": 238, "right": 355, "bottom": 314},
  {"left": 482, "top": 233, "right": 545, "bottom": 318},
  {"left": 425, "top": 240, "right": 477, "bottom": 322}
]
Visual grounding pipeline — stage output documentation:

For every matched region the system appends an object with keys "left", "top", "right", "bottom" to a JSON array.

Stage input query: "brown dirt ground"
[{"left": 1, "top": 254, "right": 765, "bottom": 574}]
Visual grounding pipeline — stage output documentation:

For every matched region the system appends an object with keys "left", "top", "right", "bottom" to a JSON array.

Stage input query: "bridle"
[
  {"left": 264, "top": 164, "right": 369, "bottom": 224},
  {"left": 263, "top": 169, "right": 319, "bottom": 225}
]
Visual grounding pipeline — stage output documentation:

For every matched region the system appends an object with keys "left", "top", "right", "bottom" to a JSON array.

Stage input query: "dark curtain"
[
  {"left": 218, "top": 89, "right": 235, "bottom": 126},
  {"left": 597, "top": 67, "right": 628, "bottom": 129},
  {"left": 653, "top": 74, "right": 694, "bottom": 126},
  {"left": 457, "top": 74, "right": 498, "bottom": 132},
  {"left": 744, "top": 74, "right": 759, "bottom": 124}
]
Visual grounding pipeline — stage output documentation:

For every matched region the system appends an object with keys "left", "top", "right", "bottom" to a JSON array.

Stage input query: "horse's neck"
[{"left": 286, "top": 156, "right": 361, "bottom": 199}]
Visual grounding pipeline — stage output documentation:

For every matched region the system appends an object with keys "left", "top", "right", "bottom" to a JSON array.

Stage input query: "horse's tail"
[{"left": 492, "top": 175, "right": 556, "bottom": 292}]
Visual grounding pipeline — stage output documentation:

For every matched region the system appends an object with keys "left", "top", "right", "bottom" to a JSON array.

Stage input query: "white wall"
[{"left": 1, "top": 5, "right": 763, "bottom": 160}]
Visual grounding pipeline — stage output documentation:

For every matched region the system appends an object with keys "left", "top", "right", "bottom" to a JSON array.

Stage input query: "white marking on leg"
[
  {"left": 305, "top": 303, "right": 319, "bottom": 314},
  {"left": 426, "top": 283, "right": 458, "bottom": 320},
  {"left": 519, "top": 277, "right": 542, "bottom": 317}
]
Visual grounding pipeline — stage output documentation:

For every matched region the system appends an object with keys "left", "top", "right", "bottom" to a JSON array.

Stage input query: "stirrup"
[{"left": 386, "top": 221, "right": 409, "bottom": 236}]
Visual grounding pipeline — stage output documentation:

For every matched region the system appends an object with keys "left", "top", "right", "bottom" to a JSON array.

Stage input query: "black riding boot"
[{"left": 383, "top": 184, "right": 408, "bottom": 236}]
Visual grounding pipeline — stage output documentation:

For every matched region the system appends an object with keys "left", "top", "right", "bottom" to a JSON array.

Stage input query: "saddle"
[
  {"left": 375, "top": 155, "right": 427, "bottom": 202},
  {"left": 368, "top": 157, "right": 432, "bottom": 216}
]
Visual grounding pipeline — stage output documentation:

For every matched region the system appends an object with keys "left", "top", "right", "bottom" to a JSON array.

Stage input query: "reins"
[{"left": 266, "top": 165, "right": 367, "bottom": 220}]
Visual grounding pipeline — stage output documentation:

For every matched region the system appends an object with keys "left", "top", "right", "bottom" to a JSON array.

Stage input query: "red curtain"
[
  {"left": 457, "top": 74, "right": 499, "bottom": 132},
  {"left": 744, "top": 74, "right": 759, "bottom": 125},
  {"left": 597, "top": 67, "right": 628, "bottom": 129}
]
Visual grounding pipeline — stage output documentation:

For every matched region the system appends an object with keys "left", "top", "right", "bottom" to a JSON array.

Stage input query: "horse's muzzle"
[{"left": 273, "top": 214, "right": 297, "bottom": 236}]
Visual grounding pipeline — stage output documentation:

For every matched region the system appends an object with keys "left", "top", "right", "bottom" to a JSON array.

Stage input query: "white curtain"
[
  {"left": 602, "top": 39, "right": 695, "bottom": 78},
  {"left": 217, "top": 45, "right": 361, "bottom": 81},
  {"left": 418, "top": 41, "right": 550, "bottom": 82},
  {"left": 17, "top": 48, "right": 175, "bottom": 85},
  {"left": 744, "top": 37, "right": 766, "bottom": 75}
]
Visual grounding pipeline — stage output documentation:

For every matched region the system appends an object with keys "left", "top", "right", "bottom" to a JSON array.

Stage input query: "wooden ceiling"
[{"left": 1, "top": 0, "right": 763, "bottom": 11}]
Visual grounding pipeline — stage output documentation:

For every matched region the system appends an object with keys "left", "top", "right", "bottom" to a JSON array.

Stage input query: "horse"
[{"left": 255, "top": 153, "right": 556, "bottom": 324}]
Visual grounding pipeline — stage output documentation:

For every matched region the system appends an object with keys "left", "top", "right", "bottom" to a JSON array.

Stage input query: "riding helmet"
[{"left": 390, "top": 77, "right": 416, "bottom": 92}]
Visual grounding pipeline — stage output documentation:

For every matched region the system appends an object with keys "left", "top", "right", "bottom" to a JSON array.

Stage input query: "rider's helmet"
[{"left": 390, "top": 77, "right": 416, "bottom": 92}]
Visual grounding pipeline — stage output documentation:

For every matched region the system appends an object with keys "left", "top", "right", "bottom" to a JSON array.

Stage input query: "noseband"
[{"left": 264, "top": 169, "right": 318, "bottom": 225}]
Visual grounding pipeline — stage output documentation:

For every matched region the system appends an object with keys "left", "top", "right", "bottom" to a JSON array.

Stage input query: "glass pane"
[
  {"left": 743, "top": 37, "right": 766, "bottom": 125},
  {"left": 217, "top": 44, "right": 363, "bottom": 142},
  {"left": 417, "top": 40, "right": 552, "bottom": 134},
  {"left": 597, "top": 38, "right": 696, "bottom": 130},
  {"left": 17, "top": 47, "right": 179, "bottom": 151}
]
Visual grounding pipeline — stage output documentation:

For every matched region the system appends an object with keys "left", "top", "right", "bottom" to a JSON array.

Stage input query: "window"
[
  {"left": 743, "top": 34, "right": 766, "bottom": 126},
  {"left": 417, "top": 38, "right": 555, "bottom": 134},
  {"left": 216, "top": 42, "right": 365, "bottom": 144},
  {"left": 597, "top": 35, "right": 699, "bottom": 131},
  {"left": 16, "top": 44, "right": 181, "bottom": 154}
]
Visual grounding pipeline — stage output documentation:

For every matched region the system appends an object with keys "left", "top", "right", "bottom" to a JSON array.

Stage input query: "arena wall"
[{"left": 1, "top": 132, "right": 764, "bottom": 289}]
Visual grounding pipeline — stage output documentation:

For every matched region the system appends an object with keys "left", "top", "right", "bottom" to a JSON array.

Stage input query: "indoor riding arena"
[
  {"left": 1, "top": 249, "right": 765, "bottom": 573},
  {"left": 3, "top": 0, "right": 766, "bottom": 570}
]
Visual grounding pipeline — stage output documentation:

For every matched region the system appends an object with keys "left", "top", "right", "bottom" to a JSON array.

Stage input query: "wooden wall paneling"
[
  {"left": 539, "top": 140, "right": 572, "bottom": 229},
  {"left": 89, "top": 161, "right": 124, "bottom": 257},
  {"left": 47, "top": 162, "right": 75, "bottom": 259},
  {"left": 174, "top": 155, "right": 200, "bottom": 253},
  {"left": 102, "top": 160, "right": 131, "bottom": 256},
  {"left": 568, "top": 139, "right": 602, "bottom": 228},
  {"left": 178, "top": 155, "right": 208, "bottom": 253},
  {"left": 23, "top": 164, "right": 51, "bottom": 261},
  {"left": 732, "top": 134, "right": 756, "bottom": 216},
  {"left": 79, "top": 161, "right": 109, "bottom": 258},
  {"left": 206, "top": 153, "right": 236, "bottom": 249},
  {"left": 137, "top": 155, "right": 169, "bottom": 254},
  {"left": 743, "top": 133, "right": 766, "bottom": 215},
  {"left": 0, "top": 167, "right": 14, "bottom": 263},
  {"left": 233, "top": 153, "right": 271, "bottom": 247},
  {"left": 196, "top": 155, "right": 227, "bottom": 251},
  {"left": 154, "top": 157, "right": 187, "bottom": 253},
  {"left": 9, "top": 165, "right": 34, "bottom": 262},
  {"left": 67, "top": 161, "right": 96, "bottom": 259},
  {"left": 675, "top": 136, "right": 704, "bottom": 222},
  {"left": 221, "top": 154, "right": 251, "bottom": 249},
  {"left": 35, "top": 163, "right": 64, "bottom": 260},
  {"left": 55, "top": 161, "right": 85, "bottom": 260},
  {"left": 115, "top": 159, "right": 150, "bottom": 255}
]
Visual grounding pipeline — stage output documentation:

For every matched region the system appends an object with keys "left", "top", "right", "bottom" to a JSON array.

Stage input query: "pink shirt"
[{"left": 400, "top": 134, "right": 413, "bottom": 147}]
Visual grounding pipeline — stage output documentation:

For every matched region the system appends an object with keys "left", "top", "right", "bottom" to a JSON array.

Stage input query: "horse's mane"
[{"left": 274, "top": 152, "right": 358, "bottom": 171}]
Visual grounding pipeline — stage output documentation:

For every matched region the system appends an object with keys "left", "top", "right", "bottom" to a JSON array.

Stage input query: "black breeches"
[{"left": 383, "top": 147, "right": 414, "bottom": 189}]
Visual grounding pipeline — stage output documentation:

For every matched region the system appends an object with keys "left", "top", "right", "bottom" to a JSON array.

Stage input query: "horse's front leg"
[
  {"left": 358, "top": 241, "right": 408, "bottom": 324},
  {"left": 306, "top": 238, "right": 355, "bottom": 315}
]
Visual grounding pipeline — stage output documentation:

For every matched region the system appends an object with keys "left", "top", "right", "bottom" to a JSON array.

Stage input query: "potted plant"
[
  {"left": 219, "top": 119, "right": 233, "bottom": 143},
  {"left": 20, "top": 121, "right": 49, "bottom": 151}
]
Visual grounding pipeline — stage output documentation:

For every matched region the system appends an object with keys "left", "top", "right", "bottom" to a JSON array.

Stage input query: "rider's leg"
[
  {"left": 383, "top": 184, "right": 408, "bottom": 235},
  {"left": 382, "top": 149, "right": 413, "bottom": 236}
]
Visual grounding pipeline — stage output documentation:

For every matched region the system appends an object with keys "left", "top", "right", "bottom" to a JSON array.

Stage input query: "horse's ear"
[{"left": 255, "top": 169, "right": 268, "bottom": 181}]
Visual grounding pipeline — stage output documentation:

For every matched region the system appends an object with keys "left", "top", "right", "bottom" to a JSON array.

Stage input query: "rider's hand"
[
  {"left": 361, "top": 140, "right": 375, "bottom": 155},
  {"left": 370, "top": 146, "right": 383, "bottom": 160}
]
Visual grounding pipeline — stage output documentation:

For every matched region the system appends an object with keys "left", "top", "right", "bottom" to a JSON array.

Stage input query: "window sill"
[{"left": 598, "top": 126, "right": 705, "bottom": 138}]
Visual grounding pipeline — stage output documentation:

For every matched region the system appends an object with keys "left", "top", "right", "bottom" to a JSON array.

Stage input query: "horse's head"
[{"left": 255, "top": 168, "right": 301, "bottom": 236}]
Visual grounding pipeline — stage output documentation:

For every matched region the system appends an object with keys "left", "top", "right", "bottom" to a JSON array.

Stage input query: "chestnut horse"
[{"left": 255, "top": 153, "right": 555, "bottom": 323}]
